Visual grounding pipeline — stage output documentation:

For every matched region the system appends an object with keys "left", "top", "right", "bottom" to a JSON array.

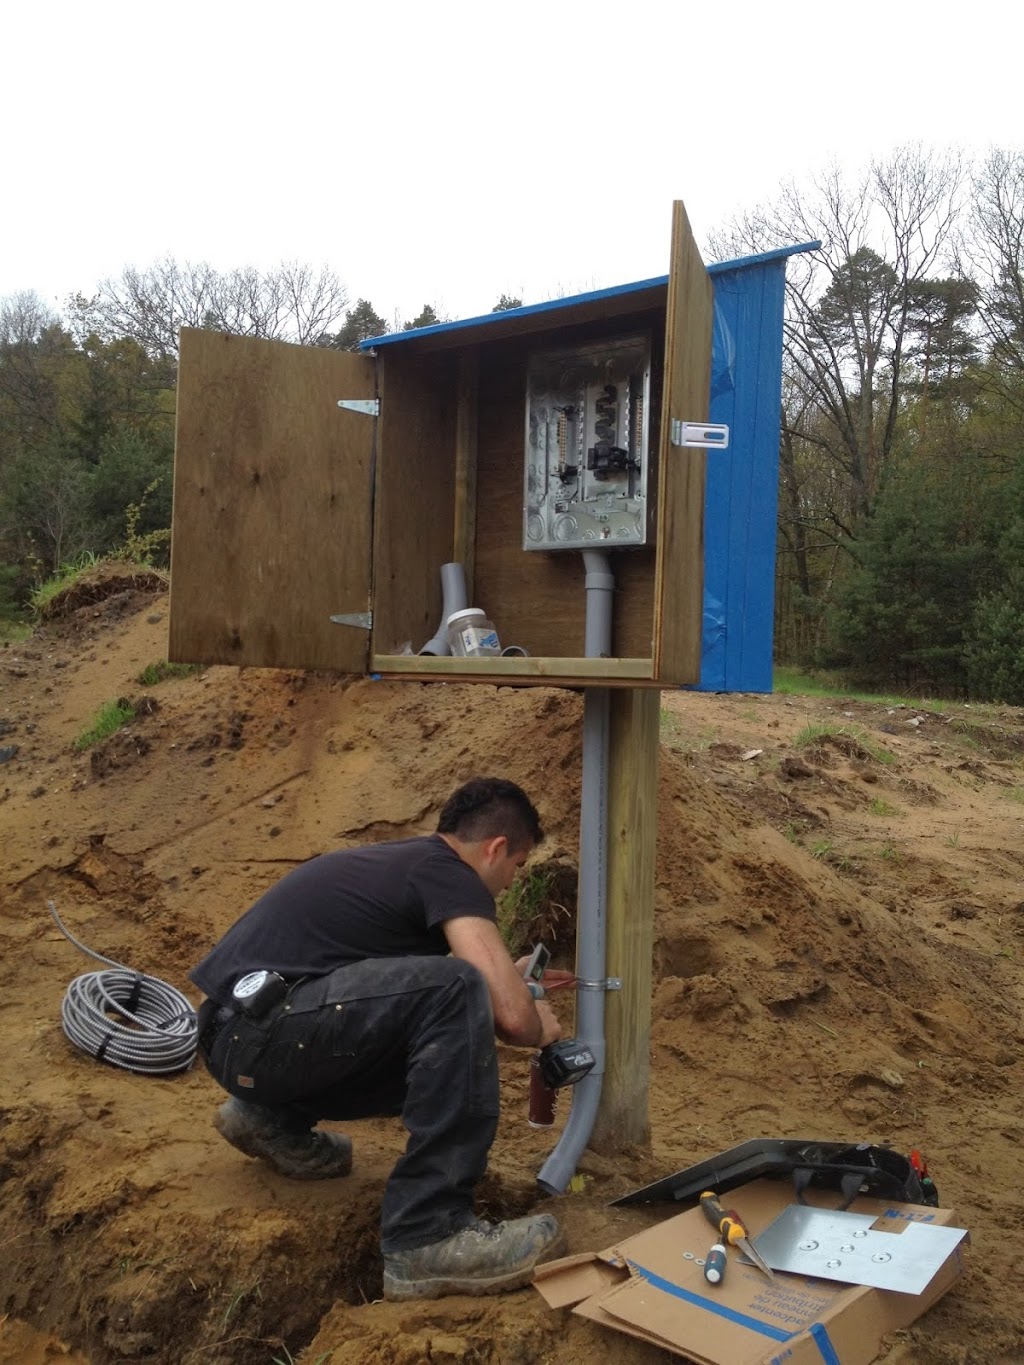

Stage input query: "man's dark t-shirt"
[{"left": 190, "top": 835, "right": 495, "bottom": 1004}]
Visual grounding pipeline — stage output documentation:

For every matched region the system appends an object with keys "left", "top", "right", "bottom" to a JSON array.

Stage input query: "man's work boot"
[
  {"left": 214, "top": 1097, "right": 352, "bottom": 1180},
  {"left": 382, "top": 1214, "right": 567, "bottom": 1301}
]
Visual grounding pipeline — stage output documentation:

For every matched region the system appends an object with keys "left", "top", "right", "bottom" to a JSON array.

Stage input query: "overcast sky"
[{"left": 4, "top": 0, "right": 1022, "bottom": 329}]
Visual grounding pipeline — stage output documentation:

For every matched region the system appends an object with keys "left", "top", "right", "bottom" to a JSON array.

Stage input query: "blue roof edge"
[{"left": 358, "top": 241, "right": 820, "bottom": 351}]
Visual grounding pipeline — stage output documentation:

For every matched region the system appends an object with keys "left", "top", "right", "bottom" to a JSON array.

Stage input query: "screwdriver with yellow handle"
[{"left": 699, "top": 1191, "right": 775, "bottom": 1281}]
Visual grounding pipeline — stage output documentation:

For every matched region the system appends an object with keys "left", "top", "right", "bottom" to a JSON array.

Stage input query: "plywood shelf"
[{"left": 371, "top": 655, "right": 657, "bottom": 688}]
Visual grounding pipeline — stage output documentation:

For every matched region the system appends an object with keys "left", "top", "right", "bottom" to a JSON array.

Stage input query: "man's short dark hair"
[{"left": 437, "top": 777, "right": 543, "bottom": 852}]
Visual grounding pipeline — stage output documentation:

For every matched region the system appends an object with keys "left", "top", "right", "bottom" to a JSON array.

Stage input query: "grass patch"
[
  {"left": 951, "top": 728, "right": 981, "bottom": 749},
  {"left": 1006, "top": 787, "right": 1024, "bottom": 804},
  {"left": 869, "top": 797, "right": 902, "bottom": 817},
  {"left": 879, "top": 841, "right": 900, "bottom": 863},
  {"left": 773, "top": 666, "right": 850, "bottom": 697},
  {"left": 497, "top": 863, "right": 574, "bottom": 958},
  {"left": 773, "top": 666, "right": 995, "bottom": 716},
  {"left": 0, "top": 617, "right": 31, "bottom": 643},
  {"left": 73, "top": 698, "right": 137, "bottom": 751},
  {"left": 498, "top": 867, "right": 558, "bottom": 957},
  {"left": 810, "top": 839, "right": 833, "bottom": 860},
  {"left": 29, "top": 552, "right": 99, "bottom": 617},
  {"left": 221, "top": 1278, "right": 262, "bottom": 1327},
  {"left": 136, "top": 659, "right": 204, "bottom": 686},
  {"left": 793, "top": 721, "right": 895, "bottom": 765},
  {"left": 660, "top": 716, "right": 720, "bottom": 754}
]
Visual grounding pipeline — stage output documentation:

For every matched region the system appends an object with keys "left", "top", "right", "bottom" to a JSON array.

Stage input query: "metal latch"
[
  {"left": 337, "top": 399, "right": 380, "bottom": 416},
  {"left": 330, "top": 612, "right": 372, "bottom": 629},
  {"left": 670, "top": 420, "right": 729, "bottom": 449}
]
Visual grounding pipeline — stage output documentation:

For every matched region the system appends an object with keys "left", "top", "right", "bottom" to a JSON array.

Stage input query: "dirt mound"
[
  {"left": 36, "top": 563, "right": 168, "bottom": 621},
  {"left": 1, "top": 595, "right": 1023, "bottom": 1363}
]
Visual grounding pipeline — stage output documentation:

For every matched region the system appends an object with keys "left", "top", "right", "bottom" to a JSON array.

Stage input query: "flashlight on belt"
[{"left": 231, "top": 969, "right": 288, "bottom": 1018}]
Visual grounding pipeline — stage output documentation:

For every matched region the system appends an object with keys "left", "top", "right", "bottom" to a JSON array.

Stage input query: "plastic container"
[{"left": 446, "top": 608, "right": 501, "bottom": 658}]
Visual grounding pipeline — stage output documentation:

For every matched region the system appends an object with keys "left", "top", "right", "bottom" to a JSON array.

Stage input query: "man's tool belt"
[{"left": 197, "top": 1000, "right": 237, "bottom": 1059}]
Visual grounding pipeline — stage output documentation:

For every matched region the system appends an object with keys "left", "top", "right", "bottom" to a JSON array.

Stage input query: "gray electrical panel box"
[{"left": 524, "top": 334, "right": 653, "bottom": 552}]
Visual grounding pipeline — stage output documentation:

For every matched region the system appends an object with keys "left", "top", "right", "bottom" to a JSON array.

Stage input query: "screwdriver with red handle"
[{"left": 699, "top": 1191, "right": 775, "bottom": 1280}]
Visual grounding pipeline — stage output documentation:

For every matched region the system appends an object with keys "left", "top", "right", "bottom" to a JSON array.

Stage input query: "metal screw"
[
  {"left": 798, "top": 1240, "right": 819, "bottom": 1251},
  {"left": 871, "top": 1252, "right": 892, "bottom": 1264}
]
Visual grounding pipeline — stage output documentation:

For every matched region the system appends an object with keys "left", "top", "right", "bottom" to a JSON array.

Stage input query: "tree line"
[
  {"left": 710, "top": 146, "right": 1024, "bottom": 702},
  {"left": 3, "top": 148, "right": 1023, "bottom": 701}
]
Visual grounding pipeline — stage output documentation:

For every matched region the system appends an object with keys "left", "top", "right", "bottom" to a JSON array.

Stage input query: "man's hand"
[
  {"left": 444, "top": 916, "right": 562, "bottom": 1046},
  {"left": 535, "top": 999, "right": 562, "bottom": 1048}
]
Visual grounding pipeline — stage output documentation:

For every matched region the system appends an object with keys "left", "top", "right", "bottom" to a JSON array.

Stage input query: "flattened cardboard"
[{"left": 534, "top": 1179, "right": 967, "bottom": 1365}]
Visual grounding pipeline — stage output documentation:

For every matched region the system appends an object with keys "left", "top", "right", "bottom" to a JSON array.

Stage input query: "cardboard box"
[{"left": 534, "top": 1179, "right": 968, "bottom": 1365}]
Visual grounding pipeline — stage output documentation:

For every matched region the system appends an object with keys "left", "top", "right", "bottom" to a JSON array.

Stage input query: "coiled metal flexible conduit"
[{"left": 47, "top": 899, "right": 198, "bottom": 1075}]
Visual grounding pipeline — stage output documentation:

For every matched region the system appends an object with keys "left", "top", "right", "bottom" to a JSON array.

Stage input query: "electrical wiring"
[{"left": 47, "top": 899, "right": 198, "bottom": 1075}]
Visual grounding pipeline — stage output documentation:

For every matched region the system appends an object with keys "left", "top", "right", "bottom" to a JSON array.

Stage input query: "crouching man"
[{"left": 190, "top": 776, "right": 566, "bottom": 1301}]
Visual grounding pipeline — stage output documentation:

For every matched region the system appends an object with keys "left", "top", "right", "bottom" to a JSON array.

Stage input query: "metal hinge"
[
  {"left": 330, "top": 612, "right": 372, "bottom": 629},
  {"left": 337, "top": 399, "right": 379, "bottom": 417},
  {"left": 670, "top": 420, "right": 730, "bottom": 449}
]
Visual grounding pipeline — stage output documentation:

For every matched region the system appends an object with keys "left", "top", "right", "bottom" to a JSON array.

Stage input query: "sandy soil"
[{"left": 1, "top": 573, "right": 1022, "bottom": 1365}]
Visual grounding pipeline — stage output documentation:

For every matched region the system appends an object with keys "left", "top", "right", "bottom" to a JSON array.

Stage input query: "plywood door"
[
  {"left": 653, "top": 202, "right": 715, "bottom": 684},
  {"left": 169, "top": 330, "right": 376, "bottom": 671}
]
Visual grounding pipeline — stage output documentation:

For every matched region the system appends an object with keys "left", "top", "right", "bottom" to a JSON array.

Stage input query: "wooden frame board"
[
  {"left": 371, "top": 654, "right": 655, "bottom": 686},
  {"left": 653, "top": 201, "right": 714, "bottom": 684},
  {"left": 169, "top": 330, "right": 376, "bottom": 671},
  {"left": 371, "top": 350, "right": 459, "bottom": 657}
]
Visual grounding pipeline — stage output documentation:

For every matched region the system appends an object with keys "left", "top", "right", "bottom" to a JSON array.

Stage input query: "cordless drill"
[{"left": 522, "top": 943, "right": 596, "bottom": 1088}]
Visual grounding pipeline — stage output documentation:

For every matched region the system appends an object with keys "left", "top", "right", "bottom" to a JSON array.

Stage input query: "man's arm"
[{"left": 443, "top": 916, "right": 562, "bottom": 1048}]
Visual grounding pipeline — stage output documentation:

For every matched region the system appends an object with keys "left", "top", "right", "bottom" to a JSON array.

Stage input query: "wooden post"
[{"left": 589, "top": 686, "right": 660, "bottom": 1152}]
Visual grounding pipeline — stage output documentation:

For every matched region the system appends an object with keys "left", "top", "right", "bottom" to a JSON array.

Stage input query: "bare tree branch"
[{"left": 70, "top": 259, "right": 350, "bottom": 360}]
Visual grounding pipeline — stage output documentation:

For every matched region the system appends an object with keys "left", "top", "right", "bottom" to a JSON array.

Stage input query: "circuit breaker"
[{"left": 523, "top": 334, "right": 653, "bottom": 552}]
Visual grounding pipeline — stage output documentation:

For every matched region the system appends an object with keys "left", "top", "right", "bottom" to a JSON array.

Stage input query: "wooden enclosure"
[{"left": 170, "top": 202, "right": 715, "bottom": 688}]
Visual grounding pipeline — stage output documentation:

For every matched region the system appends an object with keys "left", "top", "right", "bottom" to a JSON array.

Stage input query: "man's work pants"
[{"left": 204, "top": 956, "right": 500, "bottom": 1252}]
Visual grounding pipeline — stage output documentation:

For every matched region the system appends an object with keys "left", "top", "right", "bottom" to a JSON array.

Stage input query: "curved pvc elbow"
[{"left": 419, "top": 562, "right": 468, "bottom": 655}]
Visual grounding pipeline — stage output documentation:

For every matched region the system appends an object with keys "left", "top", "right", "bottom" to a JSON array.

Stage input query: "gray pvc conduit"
[
  {"left": 537, "top": 549, "right": 613, "bottom": 1194},
  {"left": 419, "top": 562, "right": 468, "bottom": 656}
]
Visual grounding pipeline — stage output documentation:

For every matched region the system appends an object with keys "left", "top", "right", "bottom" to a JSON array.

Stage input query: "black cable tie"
[
  {"left": 125, "top": 972, "right": 145, "bottom": 1014},
  {"left": 95, "top": 1031, "right": 115, "bottom": 1063}
]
